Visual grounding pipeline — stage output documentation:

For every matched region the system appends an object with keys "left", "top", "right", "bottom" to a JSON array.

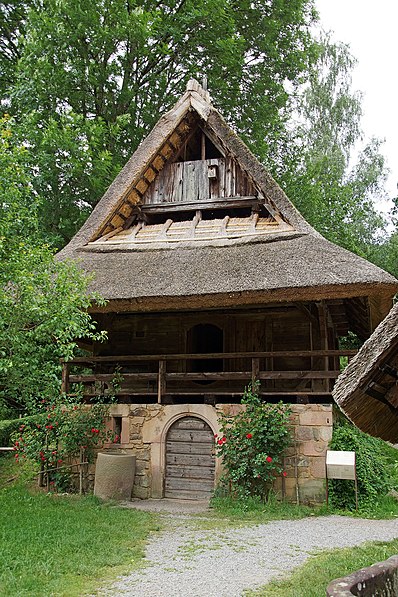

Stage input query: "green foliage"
[
  {"left": 278, "top": 36, "right": 388, "bottom": 257},
  {"left": 2, "top": 0, "right": 317, "bottom": 244},
  {"left": 0, "top": 467, "right": 158, "bottom": 597},
  {"left": 328, "top": 421, "right": 391, "bottom": 510},
  {"left": 0, "top": 115, "right": 106, "bottom": 415},
  {"left": 216, "top": 383, "right": 291, "bottom": 500},
  {"left": 210, "top": 493, "right": 321, "bottom": 524},
  {"left": 0, "top": 415, "right": 38, "bottom": 446},
  {"left": 11, "top": 398, "right": 117, "bottom": 490}
]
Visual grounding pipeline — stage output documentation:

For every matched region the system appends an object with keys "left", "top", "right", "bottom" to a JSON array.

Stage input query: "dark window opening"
[
  {"left": 143, "top": 204, "right": 271, "bottom": 226},
  {"left": 113, "top": 416, "right": 122, "bottom": 442},
  {"left": 201, "top": 206, "right": 252, "bottom": 220},
  {"left": 174, "top": 129, "right": 223, "bottom": 162},
  {"left": 146, "top": 210, "right": 197, "bottom": 225},
  {"left": 187, "top": 324, "right": 223, "bottom": 381}
]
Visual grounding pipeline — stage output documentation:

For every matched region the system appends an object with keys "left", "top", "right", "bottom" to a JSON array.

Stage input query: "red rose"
[
  {"left": 57, "top": 459, "right": 63, "bottom": 464},
  {"left": 214, "top": 434, "right": 218, "bottom": 438},
  {"left": 217, "top": 439, "right": 223, "bottom": 445},
  {"left": 222, "top": 436, "right": 227, "bottom": 443},
  {"left": 266, "top": 456, "right": 272, "bottom": 463},
  {"left": 282, "top": 471, "right": 287, "bottom": 477},
  {"left": 246, "top": 433, "right": 252, "bottom": 439}
]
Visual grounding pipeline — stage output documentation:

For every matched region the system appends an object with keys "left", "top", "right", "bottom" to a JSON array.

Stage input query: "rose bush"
[
  {"left": 12, "top": 397, "right": 115, "bottom": 491},
  {"left": 216, "top": 383, "right": 292, "bottom": 499}
]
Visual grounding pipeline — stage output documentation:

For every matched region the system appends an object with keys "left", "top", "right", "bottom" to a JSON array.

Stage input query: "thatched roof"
[
  {"left": 333, "top": 303, "right": 398, "bottom": 442},
  {"left": 58, "top": 80, "right": 398, "bottom": 319}
]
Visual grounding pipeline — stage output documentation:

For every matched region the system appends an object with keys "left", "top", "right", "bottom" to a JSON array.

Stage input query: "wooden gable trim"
[{"left": 93, "top": 113, "right": 196, "bottom": 241}]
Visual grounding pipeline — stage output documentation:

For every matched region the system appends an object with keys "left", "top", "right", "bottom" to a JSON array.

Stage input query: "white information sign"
[{"left": 326, "top": 450, "right": 356, "bottom": 480}]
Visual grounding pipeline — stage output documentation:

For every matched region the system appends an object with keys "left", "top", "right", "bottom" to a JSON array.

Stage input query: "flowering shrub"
[
  {"left": 11, "top": 398, "right": 115, "bottom": 491},
  {"left": 216, "top": 383, "right": 292, "bottom": 499}
]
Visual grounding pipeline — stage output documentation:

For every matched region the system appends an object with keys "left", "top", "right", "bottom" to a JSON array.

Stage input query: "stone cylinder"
[{"left": 94, "top": 452, "right": 136, "bottom": 501}]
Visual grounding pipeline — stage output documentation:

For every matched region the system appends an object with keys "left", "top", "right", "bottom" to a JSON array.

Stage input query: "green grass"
[
  {"left": 246, "top": 538, "right": 398, "bottom": 596},
  {"left": 208, "top": 494, "right": 328, "bottom": 524},
  {"left": 0, "top": 456, "right": 159, "bottom": 597}
]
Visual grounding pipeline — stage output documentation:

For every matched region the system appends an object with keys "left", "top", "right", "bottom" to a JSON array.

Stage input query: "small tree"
[
  {"left": 216, "top": 383, "right": 292, "bottom": 500},
  {"left": 0, "top": 115, "right": 106, "bottom": 416}
]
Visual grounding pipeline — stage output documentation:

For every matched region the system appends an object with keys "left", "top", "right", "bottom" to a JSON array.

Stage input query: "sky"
[{"left": 315, "top": 0, "right": 398, "bottom": 215}]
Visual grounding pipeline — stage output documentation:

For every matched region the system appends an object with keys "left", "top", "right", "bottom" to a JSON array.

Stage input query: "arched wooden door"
[{"left": 164, "top": 416, "right": 215, "bottom": 500}]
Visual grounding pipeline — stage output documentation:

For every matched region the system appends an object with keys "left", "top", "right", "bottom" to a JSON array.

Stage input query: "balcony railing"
[{"left": 61, "top": 349, "right": 357, "bottom": 403}]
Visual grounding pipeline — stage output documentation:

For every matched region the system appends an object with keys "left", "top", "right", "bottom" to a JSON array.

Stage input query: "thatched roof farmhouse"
[{"left": 58, "top": 80, "right": 398, "bottom": 502}]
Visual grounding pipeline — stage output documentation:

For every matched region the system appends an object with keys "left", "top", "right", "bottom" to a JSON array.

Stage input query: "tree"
[
  {"left": 1, "top": 0, "right": 318, "bottom": 245},
  {"left": 0, "top": 115, "right": 106, "bottom": 416},
  {"left": 276, "top": 36, "right": 388, "bottom": 256}
]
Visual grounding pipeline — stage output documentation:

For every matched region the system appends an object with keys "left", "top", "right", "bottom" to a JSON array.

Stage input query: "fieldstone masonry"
[{"left": 102, "top": 402, "right": 332, "bottom": 502}]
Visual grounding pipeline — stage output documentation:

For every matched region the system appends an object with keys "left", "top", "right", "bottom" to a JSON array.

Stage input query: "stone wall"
[
  {"left": 104, "top": 402, "right": 332, "bottom": 502},
  {"left": 327, "top": 555, "right": 398, "bottom": 596}
]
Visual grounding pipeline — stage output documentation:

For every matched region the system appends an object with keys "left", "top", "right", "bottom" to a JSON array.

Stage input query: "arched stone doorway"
[{"left": 164, "top": 416, "right": 215, "bottom": 499}]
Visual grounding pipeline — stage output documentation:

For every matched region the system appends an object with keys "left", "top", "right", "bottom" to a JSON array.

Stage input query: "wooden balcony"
[{"left": 61, "top": 350, "right": 357, "bottom": 404}]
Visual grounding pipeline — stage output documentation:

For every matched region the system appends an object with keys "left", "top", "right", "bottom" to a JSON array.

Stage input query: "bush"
[
  {"left": 216, "top": 383, "right": 291, "bottom": 500},
  {"left": 329, "top": 421, "right": 391, "bottom": 510},
  {"left": 0, "top": 415, "right": 39, "bottom": 447}
]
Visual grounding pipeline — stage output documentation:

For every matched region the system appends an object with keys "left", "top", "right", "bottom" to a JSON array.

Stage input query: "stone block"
[
  {"left": 130, "top": 433, "right": 141, "bottom": 441},
  {"left": 130, "top": 416, "right": 145, "bottom": 426},
  {"left": 296, "top": 426, "right": 315, "bottom": 441},
  {"left": 129, "top": 424, "right": 143, "bottom": 436},
  {"left": 132, "top": 485, "right": 149, "bottom": 499},
  {"left": 134, "top": 475, "right": 150, "bottom": 488},
  {"left": 309, "top": 457, "right": 327, "bottom": 479},
  {"left": 135, "top": 460, "right": 149, "bottom": 475},
  {"left": 289, "top": 413, "right": 300, "bottom": 425},
  {"left": 136, "top": 447, "right": 150, "bottom": 461},
  {"left": 299, "top": 410, "right": 332, "bottom": 427},
  {"left": 130, "top": 407, "right": 147, "bottom": 417},
  {"left": 300, "top": 440, "right": 328, "bottom": 457},
  {"left": 298, "top": 479, "right": 325, "bottom": 503},
  {"left": 314, "top": 426, "right": 333, "bottom": 442}
]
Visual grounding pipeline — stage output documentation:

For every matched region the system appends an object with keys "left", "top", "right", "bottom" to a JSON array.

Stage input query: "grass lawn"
[
  {"left": 0, "top": 456, "right": 159, "bottom": 597},
  {"left": 246, "top": 538, "right": 398, "bottom": 596}
]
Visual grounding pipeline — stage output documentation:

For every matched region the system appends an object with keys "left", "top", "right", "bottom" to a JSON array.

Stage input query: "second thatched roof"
[{"left": 333, "top": 303, "right": 398, "bottom": 442}]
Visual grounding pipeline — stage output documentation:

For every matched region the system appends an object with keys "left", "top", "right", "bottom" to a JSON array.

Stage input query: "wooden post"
[
  {"left": 38, "top": 462, "right": 45, "bottom": 487},
  {"left": 61, "top": 362, "right": 70, "bottom": 394},
  {"left": 158, "top": 360, "right": 166, "bottom": 404},
  {"left": 251, "top": 357, "right": 260, "bottom": 385},
  {"left": 317, "top": 302, "right": 330, "bottom": 393},
  {"left": 79, "top": 448, "right": 84, "bottom": 495}
]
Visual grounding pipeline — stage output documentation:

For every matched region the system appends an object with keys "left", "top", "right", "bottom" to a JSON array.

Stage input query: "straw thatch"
[
  {"left": 57, "top": 80, "right": 398, "bottom": 319},
  {"left": 333, "top": 303, "right": 398, "bottom": 442}
]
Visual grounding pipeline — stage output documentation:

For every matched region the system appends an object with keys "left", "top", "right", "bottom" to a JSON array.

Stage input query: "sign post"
[{"left": 326, "top": 450, "right": 357, "bottom": 511}]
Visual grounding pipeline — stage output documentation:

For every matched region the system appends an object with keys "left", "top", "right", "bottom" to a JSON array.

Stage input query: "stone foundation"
[{"left": 102, "top": 402, "right": 332, "bottom": 502}]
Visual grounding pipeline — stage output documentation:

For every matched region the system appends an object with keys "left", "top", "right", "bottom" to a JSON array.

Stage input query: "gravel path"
[{"left": 100, "top": 511, "right": 398, "bottom": 597}]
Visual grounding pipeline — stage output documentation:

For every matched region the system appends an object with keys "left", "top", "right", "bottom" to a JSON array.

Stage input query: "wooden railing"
[{"left": 61, "top": 350, "right": 357, "bottom": 403}]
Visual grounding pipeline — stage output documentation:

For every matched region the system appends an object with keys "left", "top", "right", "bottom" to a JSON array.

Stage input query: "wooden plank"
[
  {"left": 167, "top": 430, "right": 214, "bottom": 443},
  {"left": 166, "top": 453, "right": 214, "bottom": 467},
  {"left": 65, "top": 350, "right": 357, "bottom": 364},
  {"left": 164, "top": 489, "right": 212, "bottom": 500},
  {"left": 165, "top": 477, "right": 214, "bottom": 491},
  {"left": 142, "top": 196, "right": 258, "bottom": 213},
  {"left": 166, "top": 441, "right": 214, "bottom": 455},
  {"left": 166, "top": 465, "right": 215, "bottom": 479},
  {"left": 157, "top": 360, "right": 166, "bottom": 404},
  {"left": 69, "top": 373, "right": 157, "bottom": 383},
  {"left": 172, "top": 417, "right": 208, "bottom": 430}
]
